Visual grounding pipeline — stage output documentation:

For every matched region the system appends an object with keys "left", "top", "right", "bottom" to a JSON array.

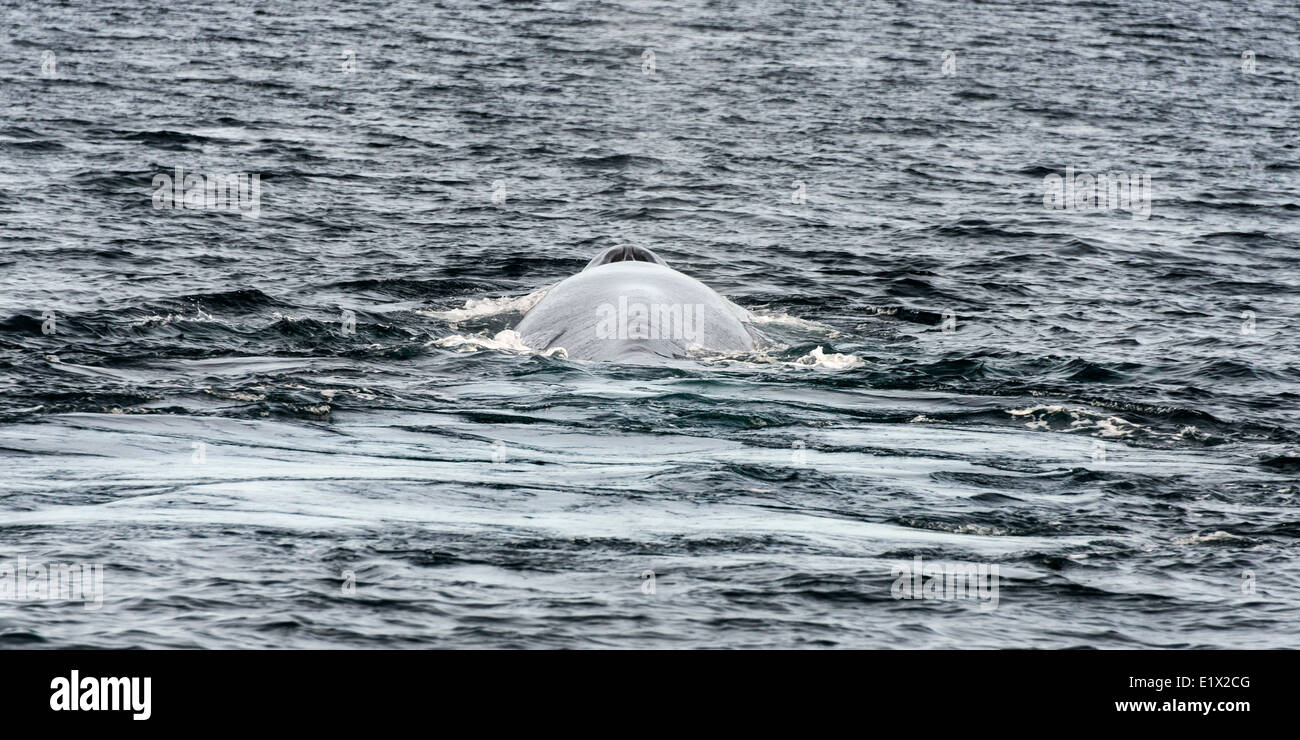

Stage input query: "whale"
[{"left": 513, "top": 245, "right": 761, "bottom": 362}]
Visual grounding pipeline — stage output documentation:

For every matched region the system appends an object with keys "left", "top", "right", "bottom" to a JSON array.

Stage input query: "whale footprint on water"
[{"left": 513, "top": 245, "right": 764, "bottom": 362}]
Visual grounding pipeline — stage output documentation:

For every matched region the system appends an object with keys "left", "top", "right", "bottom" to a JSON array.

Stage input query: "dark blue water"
[{"left": 1, "top": 0, "right": 1298, "bottom": 648}]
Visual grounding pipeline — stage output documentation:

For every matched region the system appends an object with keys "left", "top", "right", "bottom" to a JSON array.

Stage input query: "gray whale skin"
[{"left": 513, "top": 246, "right": 759, "bottom": 362}]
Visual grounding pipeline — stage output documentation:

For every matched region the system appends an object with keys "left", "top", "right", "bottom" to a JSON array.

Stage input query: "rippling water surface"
[{"left": 1, "top": 0, "right": 1298, "bottom": 648}]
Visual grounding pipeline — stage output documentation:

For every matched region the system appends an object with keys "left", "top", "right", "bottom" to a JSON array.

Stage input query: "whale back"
[{"left": 514, "top": 260, "right": 756, "bottom": 362}]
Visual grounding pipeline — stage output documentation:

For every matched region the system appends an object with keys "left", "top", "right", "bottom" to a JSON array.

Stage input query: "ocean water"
[{"left": 1, "top": 0, "right": 1298, "bottom": 648}]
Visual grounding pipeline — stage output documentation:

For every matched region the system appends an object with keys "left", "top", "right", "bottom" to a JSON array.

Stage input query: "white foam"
[
  {"left": 1173, "top": 530, "right": 1249, "bottom": 545},
  {"left": 419, "top": 289, "right": 550, "bottom": 323},
  {"left": 790, "top": 346, "right": 862, "bottom": 369},
  {"left": 1006, "top": 404, "right": 1146, "bottom": 439},
  {"left": 748, "top": 307, "right": 839, "bottom": 335},
  {"left": 1008, "top": 404, "right": 1066, "bottom": 417},
  {"left": 131, "top": 308, "right": 220, "bottom": 327},
  {"left": 432, "top": 329, "right": 567, "bottom": 358}
]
